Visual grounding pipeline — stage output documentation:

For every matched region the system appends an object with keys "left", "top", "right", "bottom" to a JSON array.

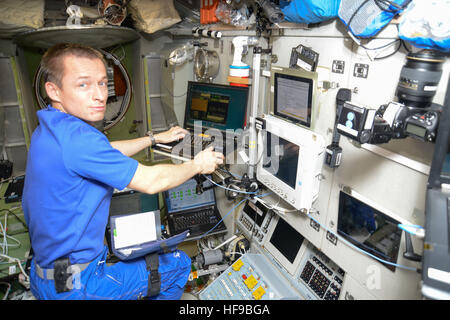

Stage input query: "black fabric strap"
[
  {"left": 145, "top": 253, "right": 161, "bottom": 297},
  {"left": 160, "top": 242, "right": 170, "bottom": 254}
]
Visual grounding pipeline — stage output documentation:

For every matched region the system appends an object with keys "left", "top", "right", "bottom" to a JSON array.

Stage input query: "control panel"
[
  {"left": 297, "top": 244, "right": 345, "bottom": 300},
  {"left": 199, "top": 253, "right": 301, "bottom": 300},
  {"left": 237, "top": 199, "right": 274, "bottom": 245}
]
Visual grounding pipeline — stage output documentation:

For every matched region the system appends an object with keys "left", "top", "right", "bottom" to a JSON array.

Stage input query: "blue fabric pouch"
[
  {"left": 109, "top": 210, "right": 188, "bottom": 261},
  {"left": 280, "top": 0, "right": 341, "bottom": 24}
]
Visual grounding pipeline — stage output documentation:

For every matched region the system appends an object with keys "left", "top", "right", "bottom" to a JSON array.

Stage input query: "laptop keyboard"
[
  {"left": 172, "top": 208, "right": 219, "bottom": 232},
  {"left": 154, "top": 131, "right": 231, "bottom": 158},
  {"left": 178, "top": 133, "right": 223, "bottom": 154}
]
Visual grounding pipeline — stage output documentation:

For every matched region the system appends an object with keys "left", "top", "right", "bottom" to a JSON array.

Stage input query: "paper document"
[{"left": 113, "top": 211, "right": 157, "bottom": 249}]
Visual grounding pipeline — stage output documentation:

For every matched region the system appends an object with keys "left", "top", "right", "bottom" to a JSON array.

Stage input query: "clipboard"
[{"left": 109, "top": 210, "right": 189, "bottom": 260}]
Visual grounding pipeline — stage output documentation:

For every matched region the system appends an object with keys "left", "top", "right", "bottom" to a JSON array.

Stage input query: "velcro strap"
[
  {"left": 145, "top": 253, "right": 160, "bottom": 297},
  {"left": 160, "top": 242, "right": 170, "bottom": 254}
]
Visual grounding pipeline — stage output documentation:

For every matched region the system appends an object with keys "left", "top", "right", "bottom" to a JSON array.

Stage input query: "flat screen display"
[
  {"left": 262, "top": 132, "right": 299, "bottom": 189},
  {"left": 274, "top": 73, "right": 313, "bottom": 127},
  {"left": 184, "top": 82, "right": 249, "bottom": 132},
  {"left": 269, "top": 217, "right": 305, "bottom": 264},
  {"left": 337, "top": 191, "right": 402, "bottom": 271}
]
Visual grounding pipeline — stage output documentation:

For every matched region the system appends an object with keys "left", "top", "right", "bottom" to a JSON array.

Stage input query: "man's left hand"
[{"left": 155, "top": 126, "right": 189, "bottom": 144}]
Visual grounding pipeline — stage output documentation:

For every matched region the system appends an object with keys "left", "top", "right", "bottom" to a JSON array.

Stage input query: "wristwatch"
[{"left": 146, "top": 130, "right": 156, "bottom": 146}]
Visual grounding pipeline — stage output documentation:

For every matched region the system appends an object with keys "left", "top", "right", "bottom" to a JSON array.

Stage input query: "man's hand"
[
  {"left": 193, "top": 146, "right": 224, "bottom": 174},
  {"left": 155, "top": 126, "right": 189, "bottom": 144}
]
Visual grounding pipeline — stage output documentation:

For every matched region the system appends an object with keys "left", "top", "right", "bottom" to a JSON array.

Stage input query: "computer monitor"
[
  {"left": 337, "top": 190, "right": 402, "bottom": 272},
  {"left": 263, "top": 214, "right": 305, "bottom": 275},
  {"left": 270, "top": 66, "right": 318, "bottom": 128},
  {"left": 256, "top": 114, "right": 325, "bottom": 211},
  {"left": 184, "top": 81, "right": 249, "bottom": 132}
]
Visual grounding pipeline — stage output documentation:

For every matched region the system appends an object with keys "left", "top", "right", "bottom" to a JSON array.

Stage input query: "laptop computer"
[
  {"left": 152, "top": 81, "right": 249, "bottom": 161},
  {"left": 421, "top": 79, "right": 450, "bottom": 300},
  {"left": 105, "top": 190, "right": 159, "bottom": 255},
  {"left": 163, "top": 175, "right": 227, "bottom": 241}
]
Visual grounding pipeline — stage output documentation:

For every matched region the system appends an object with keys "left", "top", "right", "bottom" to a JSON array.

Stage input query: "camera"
[
  {"left": 336, "top": 101, "right": 392, "bottom": 145},
  {"left": 377, "top": 102, "right": 441, "bottom": 142},
  {"left": 337, "top": 50, "right": 446, "bottom": 145}
]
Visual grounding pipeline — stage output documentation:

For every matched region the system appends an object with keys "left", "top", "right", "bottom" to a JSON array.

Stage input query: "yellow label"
[
  {"left": 232, "top": 259, "right": 244, "bottom": 271},
  {"left": 244, "top": 275, "right": 258, "bottom": 290},
  {"left": 252, "top": 286, "right": 266, "bottom": 300}
]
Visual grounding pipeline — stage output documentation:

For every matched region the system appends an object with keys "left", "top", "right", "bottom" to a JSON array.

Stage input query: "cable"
[
  {"left": 0, "top": 208, "right": 27, "bottom": 232},
  {"left": 306, "top": 211, "right": 418, "bottom": 272},
  {"left": 226, "top": 251, "right": 244, "bottom": 257},
  {"left": 198, "top": 191, "right": 272, "bottom": 239},
  {"left": 398, "top": 223, "right": 424, "bottom": 238},
  {"left": 0, "top": 282, "right": 11, "bottom": 300},
  {"left": 202, "top": 174, "right": 258, "bottom": 196},
  {"left": 345, "top": 0, "right": 410, "bottom": 59},
  {"left": 255, "top": 196, "right": 298, "bottom": 213},
  {"left": 372, "top": 39, "right": 403, "bottom": 60},
  {"left": 0, "top": 254, "right": 29, "bottom": 282},
  {"left": 199, "top": 197, "right": 248, "bottom": 239},
  {"left": 213, "top": 234, "right": 238, "bottom": 250}
]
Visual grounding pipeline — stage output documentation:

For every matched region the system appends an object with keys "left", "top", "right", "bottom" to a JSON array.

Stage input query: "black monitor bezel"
[{"left": 184, "top": 81, "right": 249, "bottom": 131}]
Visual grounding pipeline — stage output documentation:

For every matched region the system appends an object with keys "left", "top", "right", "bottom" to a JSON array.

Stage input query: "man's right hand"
[{"left": 193, "top": 146, "right": 224, "bottom": 174}]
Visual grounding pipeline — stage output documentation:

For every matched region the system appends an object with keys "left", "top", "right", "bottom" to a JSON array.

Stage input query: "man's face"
[{"left": 53, "top": 55, "right": 108, "bottom": 122}]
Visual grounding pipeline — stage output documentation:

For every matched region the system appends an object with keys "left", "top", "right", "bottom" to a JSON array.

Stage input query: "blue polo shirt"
[{"left": 23, "top": 106, "right": 138, "bottom": 268}]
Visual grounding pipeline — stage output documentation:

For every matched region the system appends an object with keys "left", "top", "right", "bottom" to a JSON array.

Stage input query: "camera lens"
[{"left": 396, "top": 50, "right": 445, "bottom": 108}]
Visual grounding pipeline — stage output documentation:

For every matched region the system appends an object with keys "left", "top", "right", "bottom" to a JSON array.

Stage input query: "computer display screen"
[
  {"left": 337, "top": 191, "right": 402, "bottom": 271},
  {"left": 165, "top": 177, "right": 215, "bottom": 214},
  {"left": 269, "top": 217, "right": 305, "bottom": 264},
  {"left": 262, "top": 132, "right": 299, "bottom": 189},
  {"left": 274, "top": 72, "right": 313, "bottom": 127},
  {"left": 184, "top": 81, "right": 249, "bottom": 131}
]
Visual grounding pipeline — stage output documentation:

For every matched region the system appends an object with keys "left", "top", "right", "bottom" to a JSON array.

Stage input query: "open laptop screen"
[
  {"left": 165, "top": 177, "right": 215, "bottom": 214},
  {"left": 184, "top": 81, "right": 249, "bottom": 132}
]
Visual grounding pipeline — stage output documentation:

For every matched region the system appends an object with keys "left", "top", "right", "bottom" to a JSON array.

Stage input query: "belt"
[{"left": 35, "top": 261, "right": 91, "bottom": 280}]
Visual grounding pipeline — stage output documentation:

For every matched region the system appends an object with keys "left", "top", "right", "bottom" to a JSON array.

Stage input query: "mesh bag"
[{"left": 338, "top": 0, "right": 410, "bottom": 38}]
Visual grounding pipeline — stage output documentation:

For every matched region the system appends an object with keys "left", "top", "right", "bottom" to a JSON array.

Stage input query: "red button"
[{"left": 242, "top": 274, "right": 247, "bottom": 280}]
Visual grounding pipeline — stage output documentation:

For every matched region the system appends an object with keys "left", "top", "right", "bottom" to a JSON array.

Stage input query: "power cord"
[{"left": 344, "top": 0, "right": 411, "bottom": 59}]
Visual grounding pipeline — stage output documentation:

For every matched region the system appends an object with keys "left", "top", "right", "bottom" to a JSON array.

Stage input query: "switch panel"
[{"left": 199, "top": 253, "right": 301, "bottom": 300}]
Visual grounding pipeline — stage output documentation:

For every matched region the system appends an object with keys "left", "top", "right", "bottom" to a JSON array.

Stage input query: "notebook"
[
  {"left": 152, "top": 81, "right": 249, "bottom": 161},
  {"left": 163, "top": 176, "right": 227, "bottom": 241}
]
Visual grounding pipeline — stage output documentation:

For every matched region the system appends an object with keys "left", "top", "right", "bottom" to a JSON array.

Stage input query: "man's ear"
[{"left": 44, "top": 81, "right": 61, "bottom": 103}]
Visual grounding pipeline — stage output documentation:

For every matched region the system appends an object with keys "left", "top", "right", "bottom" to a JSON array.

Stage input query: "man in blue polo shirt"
[{"left": 22, "top": 43, "right": 224, "bottom": 300}]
